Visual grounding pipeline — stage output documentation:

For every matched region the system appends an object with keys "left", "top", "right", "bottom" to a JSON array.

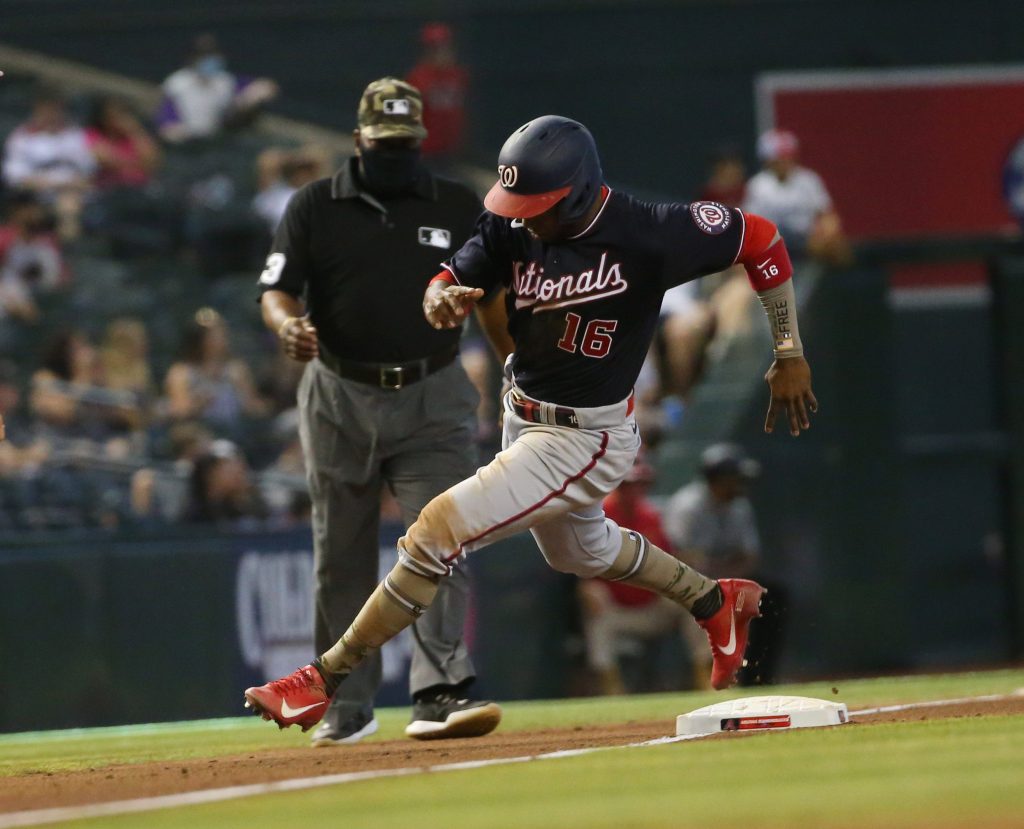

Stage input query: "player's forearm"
[
  {"left": 737, "top": 213, "right": 803, "bottom": 359},
  {"left": 260, "top": 289, "right": 306, "bottom": 336},
  {"left": 475, "top": 289, "right": 515, "bottom": 364}
]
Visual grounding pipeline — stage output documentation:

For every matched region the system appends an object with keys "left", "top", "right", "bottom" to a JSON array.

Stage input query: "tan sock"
[
  {"left": 604, "top": 529, "right": 717, "bottom": 612},
  {"left": 320, "top": 559, "right": 440, "bottom": 675}
]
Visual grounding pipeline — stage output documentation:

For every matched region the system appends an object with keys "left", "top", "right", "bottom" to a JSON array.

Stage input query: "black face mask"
[{"left": 358, "top": 145, "right": 422, "bottom": 196}]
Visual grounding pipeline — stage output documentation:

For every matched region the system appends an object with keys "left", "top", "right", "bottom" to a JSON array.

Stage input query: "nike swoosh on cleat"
[
  {"left": 280, "top": 700, "right": 326, "bottom": 718},
  {"left": 719, "top": 613, "right": 738, "bottom": 656}
]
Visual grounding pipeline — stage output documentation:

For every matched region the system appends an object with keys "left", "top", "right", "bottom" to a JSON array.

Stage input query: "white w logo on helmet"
[{"left": 498, "top": 164, "right": 518, "bottom": 188}]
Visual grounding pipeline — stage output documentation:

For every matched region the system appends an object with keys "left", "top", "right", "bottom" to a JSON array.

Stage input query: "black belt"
[
  {"left": 510, "top": 393, "right": 580, "bottom": 428},
  {"left": 319, "top": 344, "right": 459, "bottom": 389}
]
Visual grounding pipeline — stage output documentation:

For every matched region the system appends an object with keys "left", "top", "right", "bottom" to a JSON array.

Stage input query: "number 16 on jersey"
[{"left": 556, "top": 312, "right": 617, "bottom": 359}]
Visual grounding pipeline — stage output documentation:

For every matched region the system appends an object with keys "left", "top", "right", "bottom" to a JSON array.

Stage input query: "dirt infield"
[{"left": 3, "top": 697, "right": 1022, "bottom": 813}]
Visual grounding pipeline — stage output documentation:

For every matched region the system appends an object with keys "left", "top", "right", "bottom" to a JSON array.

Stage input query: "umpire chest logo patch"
[
  {"left": 418, "top": 227, "right": 452, "bottom": 249},
  {"left": 690, "top": 201, "right": 732, "bottom": 234}
]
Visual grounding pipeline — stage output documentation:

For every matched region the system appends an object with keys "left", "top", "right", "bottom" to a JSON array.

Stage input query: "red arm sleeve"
[{"left": 736, "top": 213, "right": 793, "bottom": 292}]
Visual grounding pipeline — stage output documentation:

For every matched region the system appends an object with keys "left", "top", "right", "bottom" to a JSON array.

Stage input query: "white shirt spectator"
[
  {"left": 252, "top": 182, "right": 297, "bottom": 235},
  {"left": 2, "top": 124, "right": 95, "bottom": 192},
  {"left": 0, "top": 271, "right": 35, "bottom": 321},
  {"left": 743, "top": 166, "right": 832, "bottom": 238},
  {"left": 660, "top": 279, "right": 701, "bottom": 317},
  {"left": 663, "top": 480, "right": 761, "bottom": 568},
  {"left": 160, "top": 68, "right": 238, "bottom": 139},
  {"left": 1, "top": 237, "right": 63, "bottom": 291}
]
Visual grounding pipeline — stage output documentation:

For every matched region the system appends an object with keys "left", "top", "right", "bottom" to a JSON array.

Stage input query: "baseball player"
[{"left": 245, "top": 115, "right": 817, "bottom": 731}]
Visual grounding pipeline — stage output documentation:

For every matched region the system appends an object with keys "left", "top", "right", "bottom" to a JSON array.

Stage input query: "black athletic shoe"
[
  {"left": 310, "top": 710, "right": 379, "bottom": 747},
  {"left": 405, "top": 691, "right": 502, "bottom": 740}
]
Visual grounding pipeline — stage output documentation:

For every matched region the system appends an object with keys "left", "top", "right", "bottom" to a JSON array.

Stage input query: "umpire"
[{"left": 258, "top": 78, "right": 508, "bottom": 745}]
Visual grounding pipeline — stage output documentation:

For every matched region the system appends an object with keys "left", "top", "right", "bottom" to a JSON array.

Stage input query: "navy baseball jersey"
[{"left": 445, "top": 190, "right": 744, "bottom": 407}]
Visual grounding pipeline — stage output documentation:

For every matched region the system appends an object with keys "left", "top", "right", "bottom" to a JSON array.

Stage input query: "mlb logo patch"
[
  {"left": 383, "top": 98, "right": 411, "bottom": 115},
  {"left": 418, "top": 227, "right": 452, "bottom": 249}
]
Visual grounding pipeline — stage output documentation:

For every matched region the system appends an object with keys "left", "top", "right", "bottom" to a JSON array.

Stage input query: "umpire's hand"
[
  {"left": 278, "top": 316, "right": 319, "bottom": 362},
  {"left": 423, "top": 283, "right": 484, "bottom": 330}
]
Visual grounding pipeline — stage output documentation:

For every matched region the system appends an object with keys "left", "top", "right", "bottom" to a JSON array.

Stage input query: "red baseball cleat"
[
  {"left": 244, "top": 664, "right": 331, "bottom": 732},
  {"left": 697, "top": 579, "right": 766, "bottom": 690}
]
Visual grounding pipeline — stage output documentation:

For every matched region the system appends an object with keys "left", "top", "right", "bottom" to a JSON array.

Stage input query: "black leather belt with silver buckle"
[
  {"left": 510, "top": 394, "right": 580, "bottom": 428},
  {"left": 319, "top": 344, "right": 459, "bottom": 389}
]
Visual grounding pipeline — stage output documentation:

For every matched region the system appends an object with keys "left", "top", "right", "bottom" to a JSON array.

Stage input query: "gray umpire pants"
[{"left": 298, "top": 356, "right": 480, "bottom": 727}]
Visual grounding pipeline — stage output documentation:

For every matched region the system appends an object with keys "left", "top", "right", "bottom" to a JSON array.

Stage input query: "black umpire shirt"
[{"left": 257, "top": 157, "right": 484, "bottom": 363}]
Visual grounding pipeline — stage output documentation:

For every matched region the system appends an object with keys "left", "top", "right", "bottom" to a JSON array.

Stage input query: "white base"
[{"left": 676, "top": 695, "right": 849, "bottom": 737}]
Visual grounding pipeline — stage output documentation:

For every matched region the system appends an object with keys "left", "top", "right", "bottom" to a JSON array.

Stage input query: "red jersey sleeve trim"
[
  {"left": 735, "top": 213, "right": 793, "bottom": 291},
  {"left": 738, "top": 212, "right": 778, "bottom": 262}
]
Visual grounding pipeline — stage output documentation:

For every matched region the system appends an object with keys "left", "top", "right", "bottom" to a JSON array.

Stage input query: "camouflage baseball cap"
[{"left": 357, "top": 77, "right": 428, "bottom": 140}]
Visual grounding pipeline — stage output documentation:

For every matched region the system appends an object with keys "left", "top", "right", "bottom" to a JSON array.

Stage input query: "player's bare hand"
[
  {"left": 423, "top": 283, "right": 484, "bottom": 329},
  {"left": 279, "top": 316, "right": 319, "bottom": 362},
  {"left": 765, "top": 356, "right": 817, "bottom": 436}
]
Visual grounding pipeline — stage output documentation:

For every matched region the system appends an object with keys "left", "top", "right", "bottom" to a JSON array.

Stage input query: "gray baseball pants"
[{"left": 298, "top": 356, "right": 480, "bottom": 727}]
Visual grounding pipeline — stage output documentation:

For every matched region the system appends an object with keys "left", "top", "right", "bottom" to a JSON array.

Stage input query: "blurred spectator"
[
  {"left": 30, "top": 329, "right": 143, "bottom": 443},
  {"left": 629, "top": 347, "right": 666, "bottom": 443},
  {"left": 84, "top": 96, "right": 162, "bottom": 190},
  {"left": 164, "top": 307, "right": 269, "bottom": 427},
  {"left": 698, "top": 144, "right": 747, "bottom": 207},
  {"left": 157, "top": 33, "right": 279, "bottom": 144},
  {"left": 259, "top": 408, "right": 310, "bottom": 527},
  {"left": 0, "top": 360, "right": 49, "bottom": 475},
  {"left": 130, "top": 420, "right": 212, "bottom": 523},
  {"left": 578, "top": 456, "right": 706, "bottom": 694},
  {"left": 649, "top": 145, "right": 748, "bottom": 411},
  {"left": 183, "top": 438, "right": 267, "bottom": 527},
  {"left": 100, "top": 317, "right": 154, "bottom": 403},
  {"left": 257, "top": 349, "right": 305, "bottom": 416},
  {"left": 458, "top": 314, "right": 501, "bottom": 445},
  {"left": 0, "top": 361, "right": 25, "bottom": 435},
  {"left": 658, "top": 281, "right": 716, "bottom": 400},
  {"left": 80, "top": 96, "right": 179, "bottom": 256},
  {"left": 0, "top": 192, "right": 54, "bottom": 345},
  {"left": 664, "top": 443, "right": 788, "bottom": 685},
  {"left": 0, "top": 190, "right": 65, "bottom": 292},
  {"left": 743, "top": 129, "right": 850, "bottom": 265},
  {"left": 1, "top": 85, "right": 95, "bottom": 239},
  {"left": 252, "top": 145, "right": 329, "bottom": 235},
  {"left": 406, "top": 22, "right": 469, "bottom": 161},
  {"left": 266, "top": 408, "right": 303, "bottom": 477},
  {"left": 1003, "top": 134, "right": 1024, "bottom": 229}
]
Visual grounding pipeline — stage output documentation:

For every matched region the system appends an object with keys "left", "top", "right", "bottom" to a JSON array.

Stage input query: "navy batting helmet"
[{"left": 484, "top": 115, "right": 603, "bottom": 223}]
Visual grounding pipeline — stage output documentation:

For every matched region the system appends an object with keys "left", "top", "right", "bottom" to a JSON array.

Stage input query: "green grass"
[
  {"left": 107, "top": 716, "right": 1022, "bottom": 829},
  {"left": 3, "top": 669, "right": 1023, "bottom": 828}
]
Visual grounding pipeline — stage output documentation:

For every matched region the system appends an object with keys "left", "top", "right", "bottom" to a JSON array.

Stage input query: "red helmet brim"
[{"left": 484, "top": 181, "right": 572, "bottom": 219}]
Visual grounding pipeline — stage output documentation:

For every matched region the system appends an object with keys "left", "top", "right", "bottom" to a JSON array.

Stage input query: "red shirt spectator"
[
  {"left": 697, "top": 145, "right": 747, "bottom": 208},
  {"left": 601, "top": 474, "right": 672, "bottom": 608},
  {"left": 406, "top": 23, "right": 468, "bottom": 158},
  {"left": 85, "top": 97, "right": 161, "bottom": 190}
]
